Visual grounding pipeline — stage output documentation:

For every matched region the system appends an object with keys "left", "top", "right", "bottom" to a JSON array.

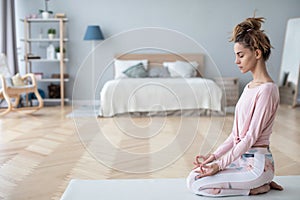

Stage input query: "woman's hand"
[
  {"left": 195, "top": 163, "right": 220, "bottom": 179},
  {"left": 193, "top": 154, "right": 215, "bottom": 169}
]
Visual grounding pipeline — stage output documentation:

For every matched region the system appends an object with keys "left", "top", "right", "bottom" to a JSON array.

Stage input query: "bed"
[{"left": 98, "top": 54, "right": 223, "bottom": 117}]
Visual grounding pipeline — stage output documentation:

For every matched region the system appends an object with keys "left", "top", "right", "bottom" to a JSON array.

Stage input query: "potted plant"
[
  {"left": 39, "top": 0, "right": 53, "bottom": 19},
  {"left": 48, "top": 28, "right": 56, "bottom": 39},
  {"left": 55, "top": 47, "right": 66, "bottom": 60}
]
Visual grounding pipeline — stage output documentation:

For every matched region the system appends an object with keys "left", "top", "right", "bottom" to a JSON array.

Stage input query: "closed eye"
[{"left": 236, "top": 52, "right": 244, "bottom": 58}]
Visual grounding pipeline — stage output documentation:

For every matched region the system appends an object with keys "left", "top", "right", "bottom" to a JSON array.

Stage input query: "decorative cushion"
[
  {"left": 12, "top": 73, "right": 26, "bottom": 86},
  {"left": 114, "top": 59, "right": 148, "bottom": 79},
  {"left": 163, "top": 61, "right": 198, "bottom": 78},
  {"left": 148, "top": 67, "right": 170, "bottom": 78},
  {"left": 122, "top": 63, "right": 148, "bottom": 78}
]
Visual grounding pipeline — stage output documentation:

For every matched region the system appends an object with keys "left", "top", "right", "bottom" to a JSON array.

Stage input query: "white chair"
[{"left": 0, "top": 53, "right": 43, "bottom": 115}]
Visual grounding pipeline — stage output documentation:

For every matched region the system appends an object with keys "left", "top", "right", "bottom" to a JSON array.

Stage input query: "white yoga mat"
[{"left": 60, "top": 176, "right": 299, "bottom": 200}]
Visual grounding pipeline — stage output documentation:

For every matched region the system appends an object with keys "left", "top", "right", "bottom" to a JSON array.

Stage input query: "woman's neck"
[{"left": 251, "top": 61, "right": 273, "bottom": 83}]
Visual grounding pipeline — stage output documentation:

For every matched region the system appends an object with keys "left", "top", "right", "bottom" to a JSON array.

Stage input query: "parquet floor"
[{"left": 0, "top": 105, "right": 299, "bottom": 200}]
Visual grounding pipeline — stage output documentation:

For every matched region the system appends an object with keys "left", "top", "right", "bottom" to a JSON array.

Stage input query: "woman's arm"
[
  {"left": 213, "top": 132, "right": 234, "bottom": 159},
  {"left": 216, "top": 88, "right": 278, "bottom": 170}
]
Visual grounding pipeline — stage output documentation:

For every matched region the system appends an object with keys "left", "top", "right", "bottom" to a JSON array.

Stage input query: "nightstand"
[
  {"left": 214, "top": 77, "right": 239, "bottom": 107},
  {"left": 279, "top": 85, "right": 295, "bottom": 105}
]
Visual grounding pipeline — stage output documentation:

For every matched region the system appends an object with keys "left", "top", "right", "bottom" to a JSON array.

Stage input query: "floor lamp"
[{"left": 83, "top": 25, "right": 104, "bottom": 104}]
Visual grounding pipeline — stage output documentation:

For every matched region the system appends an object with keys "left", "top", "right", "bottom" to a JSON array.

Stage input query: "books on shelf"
[
  {"left": 22, "top": 58, "right": 69, "bottom": 62},
  {"left": 55, "top": 13, "right": 66, "bottom": 18},
  {"left": 25, "top": 54, "right": 41, "bottom": 59}
]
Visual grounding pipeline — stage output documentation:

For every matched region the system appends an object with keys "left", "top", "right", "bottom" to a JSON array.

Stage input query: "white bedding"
[{"left": 99, "top": 78, "right": 222, "bottom": 117}]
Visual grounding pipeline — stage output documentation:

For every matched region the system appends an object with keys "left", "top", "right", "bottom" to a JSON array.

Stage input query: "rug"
[{"left": 66, "top": 105, "right": 100, "bottom": 118}]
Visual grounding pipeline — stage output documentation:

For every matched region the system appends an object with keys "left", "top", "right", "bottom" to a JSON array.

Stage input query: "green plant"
[
  {"left": 55, "top": 47, "right": 66, "bottom": 53},
  {"left": 39, "top": 9, "right": 53, "bottom": 14},
  {"left": 48, "top": 28, "right": 56, "bottom": 35}
]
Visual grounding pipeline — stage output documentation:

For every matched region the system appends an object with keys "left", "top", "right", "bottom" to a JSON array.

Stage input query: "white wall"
[{"left": 15, "top": 0, "right": 300, "bottom": 101}]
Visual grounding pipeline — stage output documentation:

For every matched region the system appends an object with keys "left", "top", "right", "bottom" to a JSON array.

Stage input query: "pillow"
[
  {"left": 162, "top": 61, "right": 175, "bottom": 68},
  {"left": 12, "top": 73, "right": 26, "bottom": 86},
  {"left": 148, "top": 67, "right": 170, "bottom": 78},
  {"left": 122, "top": 63, "right": 148, "bottom": 78},
  {"left": 163, "top": 61, "right": 198, "bottom": 78},
  {"left": 114, "top": 59, "right": 148, "bottom": 79}
]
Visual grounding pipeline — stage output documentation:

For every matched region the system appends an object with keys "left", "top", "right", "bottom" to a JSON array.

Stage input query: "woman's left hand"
[
  {"left": 195, "top": 163, "right": 220, "bottom": 179},
  {"left": 193, "top": 154, "right": 215, "bottom": 170}
]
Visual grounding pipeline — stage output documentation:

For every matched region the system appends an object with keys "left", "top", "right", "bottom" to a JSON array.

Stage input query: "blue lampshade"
[{"left": 83, "top": 25, "right": 104, "bottom": 40}]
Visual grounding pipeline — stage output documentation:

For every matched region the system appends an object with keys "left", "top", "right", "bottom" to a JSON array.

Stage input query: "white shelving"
[
  {"left": 38, "top": 78, "right": 69, "bottom": 82},
  {"left": 20, "top": 18, "right": 68, "bottom": 23},
  {"left": 20, "top": 38, "right": 69, "bottom": 42},
  {"left": 21, "top": 18, "right": 69, "bottom": 106},
  {"left": 23, "top": 58, "right": 69, "bottom": 62}
]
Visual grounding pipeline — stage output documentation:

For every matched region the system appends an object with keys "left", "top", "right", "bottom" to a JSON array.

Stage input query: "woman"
[{"left": 186, "top": 17, "right": 283, "bottom": 197}]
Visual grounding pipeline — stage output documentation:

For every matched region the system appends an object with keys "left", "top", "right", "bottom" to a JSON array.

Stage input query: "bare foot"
[
  {"left": 270, "top": 181, "right": 283, "bottom": 191},
  {"left": 250, "top": 184, "right": 270, "bottom": 195}
]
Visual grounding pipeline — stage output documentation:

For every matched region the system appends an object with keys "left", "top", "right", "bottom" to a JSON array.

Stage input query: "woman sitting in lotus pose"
[{"left": 186, "top": 16, "right": 283, "bottom": 197}]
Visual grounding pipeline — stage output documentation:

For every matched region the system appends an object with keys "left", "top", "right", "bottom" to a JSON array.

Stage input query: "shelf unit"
[{"left": 21, "top": 18, "right": 69, "bottom": 106}]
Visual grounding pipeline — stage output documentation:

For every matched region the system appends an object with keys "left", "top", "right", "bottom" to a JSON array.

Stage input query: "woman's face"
[{"left": 234, "top": 43, "right": 258, "bottom": 73}]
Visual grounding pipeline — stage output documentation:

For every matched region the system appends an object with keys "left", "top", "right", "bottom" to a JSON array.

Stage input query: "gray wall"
[{"left": 15, "top": 0, "right": 300, "bottom": 101}]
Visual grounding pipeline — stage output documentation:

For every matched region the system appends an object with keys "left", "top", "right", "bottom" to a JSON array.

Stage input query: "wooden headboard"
[{"left": 115, "top": 53, "right": 204, "bottom": 77}]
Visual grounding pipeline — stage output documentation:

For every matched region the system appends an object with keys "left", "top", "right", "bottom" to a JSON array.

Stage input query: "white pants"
[{"left": 186, "top": 148, "right": 274, "bottom": 197}]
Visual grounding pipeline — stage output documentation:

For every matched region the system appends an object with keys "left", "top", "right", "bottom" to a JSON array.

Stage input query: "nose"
[{"left": 235, "top": 57, "right": 240, "bottom": 64}]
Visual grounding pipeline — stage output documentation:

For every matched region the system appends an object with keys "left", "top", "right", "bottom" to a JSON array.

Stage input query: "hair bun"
[
  {"left": 230, "top": 16, "right": 272, "bottom": 61},
  {"left": 231, "top": 17, "right": 265, "bottom": 42},
  {"left": 237, "top": 17, "right": 264, "bottom": 32},
  {"left": 244, "top": 17, "right": 265, "bottom": 31}
]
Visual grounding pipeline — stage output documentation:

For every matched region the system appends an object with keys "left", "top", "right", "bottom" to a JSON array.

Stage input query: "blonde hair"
[{"left": 230, "top": 17, "right": 272, "bottom": 61}]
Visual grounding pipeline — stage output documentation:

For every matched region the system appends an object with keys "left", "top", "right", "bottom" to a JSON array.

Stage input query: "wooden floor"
[{"left": 0, "top": 105, "right": 299, "bottom": 200}]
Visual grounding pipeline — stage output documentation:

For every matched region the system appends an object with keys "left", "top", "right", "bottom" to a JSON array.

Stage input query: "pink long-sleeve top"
[{"left": 213, "top": 82, "right": 279, "bottom": 170}]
